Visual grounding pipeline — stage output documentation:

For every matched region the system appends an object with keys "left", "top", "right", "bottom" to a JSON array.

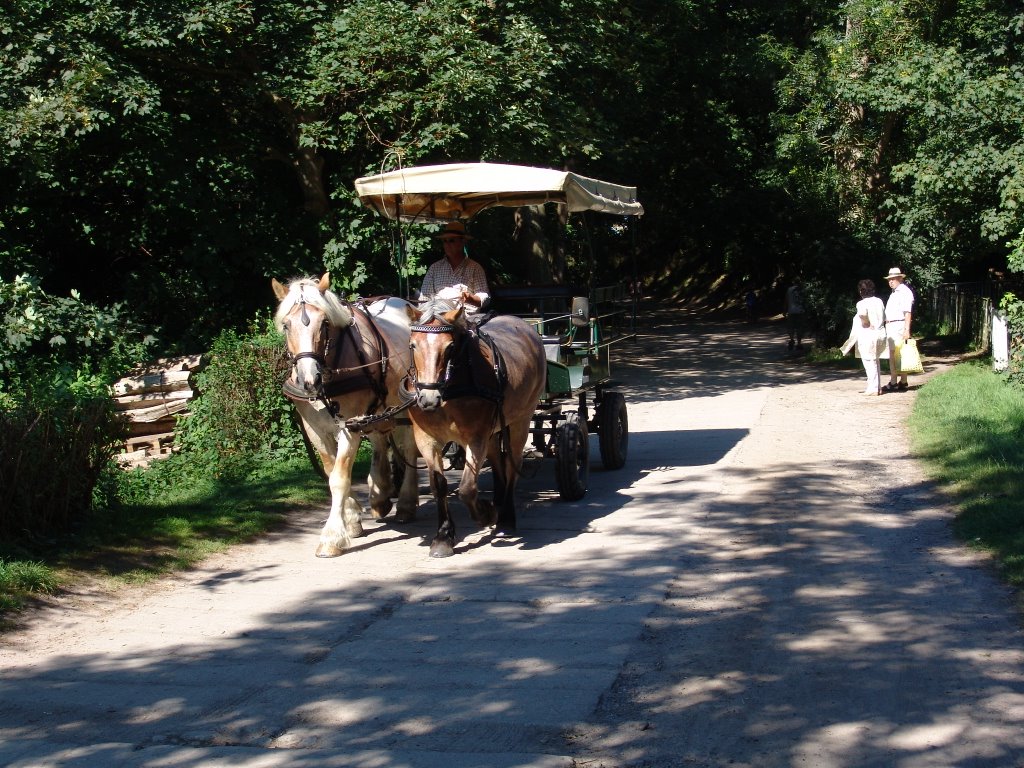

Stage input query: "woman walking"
[{"left": 842, "top": 279, "right": 887, "bottom": 395}]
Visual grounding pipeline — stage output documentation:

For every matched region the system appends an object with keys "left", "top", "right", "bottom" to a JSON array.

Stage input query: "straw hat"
[
  {"left": 885, "top": 267, "right": 906, "bottom": 279},
  {"left": 435, "top": 221, "right": 472, "bottom": 240}
]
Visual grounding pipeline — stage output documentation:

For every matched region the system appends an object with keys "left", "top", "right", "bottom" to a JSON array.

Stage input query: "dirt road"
[{"left": 3, "top": 311, "right": 1024, "bottom": 768}]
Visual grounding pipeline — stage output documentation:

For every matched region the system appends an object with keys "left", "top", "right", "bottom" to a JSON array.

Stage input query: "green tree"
[
  {"left": 772, "top": 1, "right": 1023, "bottom": 335},
  {"left": 775, "top": 1, "right": 1023, "bottom": 278},
  {"left": 2, "top": 1, "right": 605, "bottom": 344}
]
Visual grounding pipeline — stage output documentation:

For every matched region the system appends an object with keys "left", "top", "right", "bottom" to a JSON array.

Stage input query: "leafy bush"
[
  {"left": 1, "top": 274, "right": 153, "bottom": 384},
  {"left": 0, "top": 274, "right": 150, "bottom": 542},
  {"left": 1000, "top": 292, "right": 1024, "bottom": 390},
  {"left": 0, "top": 384, "right": 126, "bottom": 540},
  {"left": 173, "top": 317, "right": 307, "bottom": 477}
]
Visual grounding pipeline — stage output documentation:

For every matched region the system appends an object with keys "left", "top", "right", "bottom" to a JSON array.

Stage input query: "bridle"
[
  {"left": 405, "top": 317, "right": 505, "bottom": 406},
  {"left": 407, "top": 320, "right": 461, "bottom": 399},
  {"left": 285, "top": 295, "right": 333, "bottom": 369}
]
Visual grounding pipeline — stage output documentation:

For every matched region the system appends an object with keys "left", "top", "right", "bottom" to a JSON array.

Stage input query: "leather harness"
[{"left": 282, "top": 300, "right": 398, "bottom": 429}]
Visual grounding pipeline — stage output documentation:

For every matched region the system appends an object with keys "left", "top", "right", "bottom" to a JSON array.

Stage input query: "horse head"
[
  {"left": 408, "top": 297, "right": 467, "bottom": 412},
  {"left": 272, "top": 272, "right": 353, "bottom": 399}
]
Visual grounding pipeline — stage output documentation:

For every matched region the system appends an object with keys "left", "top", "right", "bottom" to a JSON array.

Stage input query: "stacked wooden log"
[{"left": 112, "top": 354, "right": 205, "bottom": 468}]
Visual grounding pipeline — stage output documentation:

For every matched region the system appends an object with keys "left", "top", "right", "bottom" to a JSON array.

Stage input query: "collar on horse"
[
  {"left": 409, "top": 314, "right": 508, "bottom": 406},
  {"left": 282, "top": 300, "right": 392, "bottom": 420}
]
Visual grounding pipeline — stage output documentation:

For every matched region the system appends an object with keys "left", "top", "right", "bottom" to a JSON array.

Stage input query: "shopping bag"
[{"left": 898, "top": 338, "right": 924, "bottom": 374}]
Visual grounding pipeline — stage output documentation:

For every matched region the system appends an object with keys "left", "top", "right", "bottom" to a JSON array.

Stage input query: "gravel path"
[{"left": 2, "top": 310, "right": 1023, "bottom": 768}]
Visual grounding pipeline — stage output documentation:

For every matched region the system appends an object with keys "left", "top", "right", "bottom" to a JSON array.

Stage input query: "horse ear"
[
  {"left": 271, "top": 278, "right": 288, "bottom": 301},
  {"left": 443, "top": 306, "right": 465, "bottom": 325},
  {"left": 318, "top": 273, "right": 331, "bottom": 293},
  {"left": 405, "top": 303, "right": 421, "bottom": 324}
]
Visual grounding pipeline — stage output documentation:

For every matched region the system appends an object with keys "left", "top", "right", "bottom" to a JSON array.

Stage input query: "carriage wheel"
[
  {"left": 555, "top": 414, "right": 589, "bottom": 501},
  {"left": 597, "top": 391, "right": 629, "bottom": 470}
]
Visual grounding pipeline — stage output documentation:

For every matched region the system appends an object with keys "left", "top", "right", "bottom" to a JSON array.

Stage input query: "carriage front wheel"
[
  {"left": 597, "top": 391, "right": 629, "bottom": 470},
  {"left": 555, "top": 414, "right": 589, "bottom": 501}
]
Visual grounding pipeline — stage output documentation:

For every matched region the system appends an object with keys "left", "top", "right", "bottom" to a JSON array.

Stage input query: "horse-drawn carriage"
[
  {"left": 276, "top": 162, "right": 642, "bottom": 557},
  {"left": 353, "top": 162, "right": 643, "bottom": 503}
]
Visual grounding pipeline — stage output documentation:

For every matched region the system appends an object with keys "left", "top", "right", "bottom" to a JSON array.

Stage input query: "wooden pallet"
[{"left": 112, "top": 355, "right": 204, "bottom": 468}]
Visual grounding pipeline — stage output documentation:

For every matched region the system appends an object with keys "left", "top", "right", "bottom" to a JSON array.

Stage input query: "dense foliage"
[
  {"left": 0, "top": 274, "right": 147, "bottom": 540},
  {"left": 4, "top": 1, "right": 1021, "bottom": 341},
  {"left": 0, "top": 390, "right": 124, "bottom": 541}
]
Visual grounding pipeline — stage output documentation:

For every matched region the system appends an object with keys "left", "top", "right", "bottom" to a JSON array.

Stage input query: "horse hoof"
[
  {"left": 395, "top": 511, "right": 417, "bottom": 524},
  {"left": 429, "top": 540, "right": 455, "bottom": 558},
  {"left": 315, "top": 542, "right": 346, "bottom": 558},
  {"left": 370, "top": 502, "right": 393, "bottom": 520}
]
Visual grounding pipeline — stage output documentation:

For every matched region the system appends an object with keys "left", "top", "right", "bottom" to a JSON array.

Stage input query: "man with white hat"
[
  {"left": 881, "top": 267, "right": 914, "bottom": 392},
  {"left": 418, "top": 221, "right": 490, "bottom": 315}
]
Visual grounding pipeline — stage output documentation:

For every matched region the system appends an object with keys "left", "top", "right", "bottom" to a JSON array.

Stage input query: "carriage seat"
[{"left": 541, "top": 334, "right": 566, "bottom": 361}]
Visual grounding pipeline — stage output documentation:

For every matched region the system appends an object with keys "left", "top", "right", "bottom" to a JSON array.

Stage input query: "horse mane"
[
  {"left": 274, "top": 277, "right": 352, "bottom": 330},
  {"left": 417, "top": 297, "right": 465, "bottom": 329}
]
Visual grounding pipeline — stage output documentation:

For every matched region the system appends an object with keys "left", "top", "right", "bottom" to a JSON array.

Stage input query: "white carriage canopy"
[{"left": 353, "top": 162, "right": 645, "bottom": 223}]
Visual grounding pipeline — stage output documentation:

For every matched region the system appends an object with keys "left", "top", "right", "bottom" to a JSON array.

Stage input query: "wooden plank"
[
  {"left": 120, "top": 399, "right": 190, "bottom": 423},
  {"left": 112, "top": 369, "right": 194, "bottom": 396},
  {"left": 116, "top": 449, "right": 150, "bottom": 466},
  {"left": 127, "top": 416, "right": 178, "bottom": 436},
  {"left": 113, "top": 388, "right": 194, "bottom": 411},
  {"left": 125, "top": 431, "right": 175, "bottom": 453},
  {"left": 123, "top": 354, "right": 205, "bottom": 376}
]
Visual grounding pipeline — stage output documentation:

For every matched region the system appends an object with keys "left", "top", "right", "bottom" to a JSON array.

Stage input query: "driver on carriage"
[{"left": 417, "top": 221, "right": 490, "bottom": 316}]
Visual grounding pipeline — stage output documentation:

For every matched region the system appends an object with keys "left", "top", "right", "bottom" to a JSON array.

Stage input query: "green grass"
[
  {"left": 0, "top": 444, "right": 372, "bottom": 619},
  {"left": 909, "top": 361, "right": 1024, "bottom": 589},
  {"left": 0, "top": 559, "right": 58, "bottom": 613}
]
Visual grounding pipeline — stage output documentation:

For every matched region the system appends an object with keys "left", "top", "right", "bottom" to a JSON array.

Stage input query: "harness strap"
[
  {"left": 350, "top": 302, "right": 391, "bottom": 412},
  {"left": 474, "top": 324, "right": 511, "bottom": 461}
]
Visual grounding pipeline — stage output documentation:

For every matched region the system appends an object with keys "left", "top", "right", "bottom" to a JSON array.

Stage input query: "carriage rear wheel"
[
  {"left": 597, "top": 391, "right": 629, "bottom": 470},
  {"left": 555, "top": 413, "right": 589, "bottom": 501}
]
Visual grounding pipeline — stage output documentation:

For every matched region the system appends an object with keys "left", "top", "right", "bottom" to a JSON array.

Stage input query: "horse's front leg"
[
  {"left": 316, "top": 428, "right": 364, "bottom": 558},
  {"left": 412, "top": 430, "right": 455, "bottom": 557},
  {"left": 428, "top": 464, "right": 456, "bottom": 558}
]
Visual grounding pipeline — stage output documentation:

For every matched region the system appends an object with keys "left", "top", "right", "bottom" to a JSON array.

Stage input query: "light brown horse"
[
  {"left": 273, "top": 273, "right": 418, "bottom": 557},
  {"left": 406, "top": 298, "right": 546, "bottom": 558}
]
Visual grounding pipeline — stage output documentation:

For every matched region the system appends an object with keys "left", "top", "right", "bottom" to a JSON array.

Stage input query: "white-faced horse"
[
  {"left": 405, "top": 298, "right": 546, "bottom": 558},
  {"left": 272, "top": 273, "right": 418, "bottom": 557}
]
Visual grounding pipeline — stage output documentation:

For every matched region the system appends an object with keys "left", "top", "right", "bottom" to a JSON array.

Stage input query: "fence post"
[{"left": 993, "top": 310, "right": 1009, "bottom": 372}]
